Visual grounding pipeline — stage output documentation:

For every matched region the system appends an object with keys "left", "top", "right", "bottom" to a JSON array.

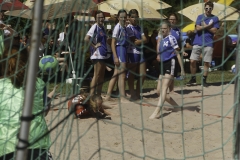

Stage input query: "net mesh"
[{"left": 0, "top": 0, "right": 239, "bottom": 159}]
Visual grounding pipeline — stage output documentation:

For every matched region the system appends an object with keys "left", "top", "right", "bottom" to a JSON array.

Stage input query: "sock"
[{"left": 203, "top": 76, "right": 207, "bottom": 83}]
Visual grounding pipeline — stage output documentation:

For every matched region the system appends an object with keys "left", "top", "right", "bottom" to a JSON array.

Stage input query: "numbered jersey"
[{"left": 158, "top": 35, "right": 179, "bottom": 62}]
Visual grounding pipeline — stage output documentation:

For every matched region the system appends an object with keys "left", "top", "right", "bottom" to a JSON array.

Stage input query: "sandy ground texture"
[{"left": 45, "top": 83, "right": 235, "bottom": 160}]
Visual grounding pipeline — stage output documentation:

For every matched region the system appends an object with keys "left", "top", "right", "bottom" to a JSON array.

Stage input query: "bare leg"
[
  {"left": 128, "top": 63, "right": 137, "bottom": 99},
  {"left": 203, "top": 61, "right": 210, "bottom": 76},
  {"left": 105, "top": 66, "right": 118, "bottom": 101},
  {"left": 118, "top": 62, "right": 128, "bottom": 102},
  {"left": 190, "top": 59, "right": 197, "bottom": 75},
  {"left": 96, "top": 62, "right": 106, "bottom": 95},
  {"left": 136, "top": 62, "right": 146, "bottom": 99},
  {"left": 149, "top": 74, "right": 179, "bottom": 119},
  {"left": 47, "top": 85, "right": 58, "bottom": 98},
  {"left": 156, "top": 74, "right": 163, "bottom": 96},
  {"left": 90, "top": 61, "right": 106, "bottom": 96},
  {"left": 168, "top": 80, "right": 174, "bottom": 93}
]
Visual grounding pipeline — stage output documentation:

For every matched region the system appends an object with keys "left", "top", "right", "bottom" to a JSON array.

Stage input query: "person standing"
[
  {"left": 85, "top": 10, "right": 109, "bottom": 96},
  {"left": 186, "top": 1, "right": 219, "bottom": 87},
  {"left": 156, "top": 13, "right": 182, "bottom": 95},
  {"left": 126, "top": 9, "right": 147, "bottom": 101},
  {"left": 108, "top": 9, "right": 128, "bottom": 102},
  {"left": 149, "top": 21, "right": 185, "bottom": 119}
]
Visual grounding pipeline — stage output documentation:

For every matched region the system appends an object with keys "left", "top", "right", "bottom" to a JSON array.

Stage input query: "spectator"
[
  {"left": 126, "top": 9, "right": 147, "bottom": 101},
  {"left": 106, "top": 9, "right": 128, "bottom": 102},
  {"left": 84, "top": 10, "right": 109, "bottom": 96},
  {"left": 186, "top": 1, "right": 219, "bottom": 87},
  {"left": 184, "top": 30, "right": 196, "bottom": 59},
  {"left": 143, "top": 28, "right": 159, "bottom": 77},
  {"left": 213, "top": 27, "right": 233, "bottom": 69}
]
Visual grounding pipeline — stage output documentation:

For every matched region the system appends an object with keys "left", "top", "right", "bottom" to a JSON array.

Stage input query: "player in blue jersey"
[
  {"left": 149, "top": 21, "right": 185, "bottom": 119},
  {"left": 110, "top": 9, "right": 129, "bottom": 102},
  {"left": 85, "top": 10, "right": 109, "bottom": 96},
  {"left": 126, "top": 9, "right": 147, "bottom": 101},
  {"left": 156, "top": 13, "right": 182, "bottom": 96},
  {"left": 186, "top": 1, "right": 219, "bottom": 87}
]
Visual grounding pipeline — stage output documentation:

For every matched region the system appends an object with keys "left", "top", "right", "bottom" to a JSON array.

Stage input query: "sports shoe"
[
  {"left": 202, "top": 82, "right": 209, "bottom": 87},
  {"left": 186, "top": 78, "right": 196, "bottom": 86}
]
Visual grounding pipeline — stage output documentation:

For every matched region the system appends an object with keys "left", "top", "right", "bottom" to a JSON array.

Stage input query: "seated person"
[
  {"left": 213, "top": 28, "right": 233, "bottom": 68},
  {"left": 183, "top": 30, "right": 195, "bottom": 59},
  {"left": 143, "top": 28, "right": 159, "bottom": 76}
]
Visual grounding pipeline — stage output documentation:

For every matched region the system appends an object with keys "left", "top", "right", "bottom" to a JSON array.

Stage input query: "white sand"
[{"left": 46, "top": 83, "right": 235, "bottom": 160}]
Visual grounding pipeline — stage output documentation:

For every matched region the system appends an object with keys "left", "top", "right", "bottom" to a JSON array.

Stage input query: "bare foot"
[
  {"left": 149, "top": 113, "right": 160, "bottom": 119},
  {"left": 104, "top": 95, "right": 111, "bottom": 101},
  {"left": 163, "top": 107, "right": 181, "bottom": 112},
  {"left": 149, "top": 108, "right": 161, "bottom": 119},
  {"left": 169, "top": 91, "right": 178, "bottom": 95},
  {"left": 106, "top": 66, "right": 112, "bottom": 72}
]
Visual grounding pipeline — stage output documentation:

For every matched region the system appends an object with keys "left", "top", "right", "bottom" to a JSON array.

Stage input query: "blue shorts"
[
  {"left": 128, "top": 53, "right": 145, "bottom": 63},
  {"left": 116, "top": 46, "right": 127, "bottom": 63}
]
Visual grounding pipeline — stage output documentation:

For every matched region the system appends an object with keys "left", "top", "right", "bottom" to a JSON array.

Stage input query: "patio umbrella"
[
  {"left": 0, "top": 0, "right": 29, "bottom": 10},
  {"left": 182, "top": 22, "right": 195, "bottom": 32},
  {"left": 5, "top": 0, "right": 97, "bottom": 20},
  {"left": 178, "top": 2, "right": 239, "bottom": 22},
  {"left": 97, "top": 0, "right": 167, "bottom": 19},
  {"left": 133, "top": 0, "right": 171, "bottom": 10}
]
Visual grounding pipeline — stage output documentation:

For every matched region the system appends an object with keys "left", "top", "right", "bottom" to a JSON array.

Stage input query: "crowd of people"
[{"left": 0, "top": 0, "right": 239, "bottom": 159}]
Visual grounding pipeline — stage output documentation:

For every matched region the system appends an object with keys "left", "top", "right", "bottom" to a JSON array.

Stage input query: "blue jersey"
[
  {"left": 126, "top": 24, "right": 144, "bottom": 54},
  {"left": 112, "top": 23, "right": 128, "bottom": 46},
  {"left": 193, "top": 14, "right": 219, "bottom": 47},
  {"left": 86, "top": 24, "right": 108, "bottom": 59},
  {"left": 170, "top": 27, "right": 181, "bottom": 42},
  {"left": 159, "top": 35, "right": 179, "bottom": 62}
]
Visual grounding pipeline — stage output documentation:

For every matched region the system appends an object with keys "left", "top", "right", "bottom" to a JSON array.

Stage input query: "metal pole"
[
  {"left": 234, "top": 21, "right": 240, "bottom": 159},
  {"left": 15, "top": 0, "right": 43, "bottom": 160}
]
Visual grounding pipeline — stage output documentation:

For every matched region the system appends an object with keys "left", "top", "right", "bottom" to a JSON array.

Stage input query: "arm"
[
  {"left": 195, "top": 22, "right": 217, "bottom": 34},
  {"left": 156, "top": 36, "right": 161, "bottom": 54},
  {"left": 84, "top": 35, "right": 101, "bottom": 49},
  {"left": 134, "top": 34, "right": 147, "bottom": 46},
  {"left": 111, "top": 38, "right": 119, "bottom": 66},
  {"left": 45, "top": 85, "right": 58, "bottom": 116},
  {"left": 176, "top": 49, "right": 185, "bottom": 76}
]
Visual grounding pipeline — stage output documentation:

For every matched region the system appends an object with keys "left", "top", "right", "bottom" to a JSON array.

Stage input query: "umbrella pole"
[{"left": 15, "top": 0, "right": 44, "bottom": 160}]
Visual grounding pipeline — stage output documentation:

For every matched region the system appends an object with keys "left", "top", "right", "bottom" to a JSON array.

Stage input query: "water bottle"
[{"left": 211, "top": 61, "right": 215, "bottom": 68}]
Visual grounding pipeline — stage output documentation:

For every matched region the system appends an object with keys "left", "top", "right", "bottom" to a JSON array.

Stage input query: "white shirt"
[{"left": 58, "top": 32, "right": 64, "bottom": 42}]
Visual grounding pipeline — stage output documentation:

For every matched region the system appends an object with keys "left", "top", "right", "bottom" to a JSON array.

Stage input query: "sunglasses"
[{"left": 205, "top": 7, "right": 212, "bottom": 11}]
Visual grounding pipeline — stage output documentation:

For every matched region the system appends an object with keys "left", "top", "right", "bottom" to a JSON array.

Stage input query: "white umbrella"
[
  {"left": 5, "top": 0, "right": 97, "bottom": 20},
  {"left": 133, "top": 0, "right": 171, "bottom": 10},
  {"left": 178, "top": 2, "right": 239, "bottom": 22},
  {"left": 97, "top": 0, "right": 167, "bottom": 19}
]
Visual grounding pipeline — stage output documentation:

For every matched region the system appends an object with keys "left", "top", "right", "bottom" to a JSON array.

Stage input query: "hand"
[
  {"left": 113, "top": 57, "right": 120, "bottom": 67},
  {"left": 183, "top": 52, "right": 188, "bottom": 57},
  {"left": 95, "top": 43, "right": 101, "bottom": 49},
  {"left": 156, "top": 54, "right": 160, "bottom": 62},
  {"left": 181, "top": 70, "right": 185, "bottom": 79},
  {"left": 201, "top": 21, "right": 206, "bottom": 27}
]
